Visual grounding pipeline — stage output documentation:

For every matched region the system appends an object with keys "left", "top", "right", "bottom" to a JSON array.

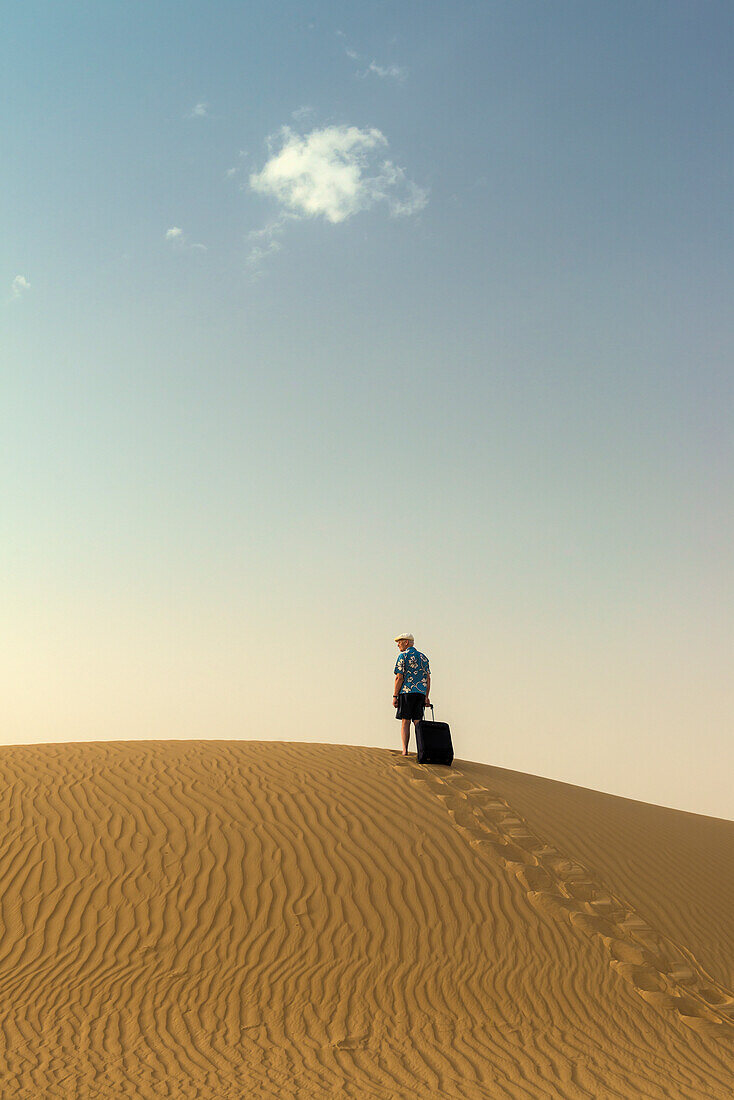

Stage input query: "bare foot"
[{"left": 401, "top": 750, "right": 408, "bottom": 756}]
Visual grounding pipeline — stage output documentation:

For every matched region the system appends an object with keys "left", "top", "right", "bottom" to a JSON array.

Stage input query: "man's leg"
[{"left": 401, "top": 718, "right": 412, "bottom": 755}]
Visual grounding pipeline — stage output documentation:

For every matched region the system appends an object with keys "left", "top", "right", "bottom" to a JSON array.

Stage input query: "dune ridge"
[{"left": 0, "top": 739, "right": 732, "bottom": 1098}]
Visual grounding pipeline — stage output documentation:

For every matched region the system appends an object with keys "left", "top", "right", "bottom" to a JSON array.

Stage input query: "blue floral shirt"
[{"left": 394, "top": 647, "right": 430, "bottom": 694}]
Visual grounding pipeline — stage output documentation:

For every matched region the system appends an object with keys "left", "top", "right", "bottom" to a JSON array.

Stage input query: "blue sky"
[{"left": 3, "top": 2, "right": 733, "bottom": 817}]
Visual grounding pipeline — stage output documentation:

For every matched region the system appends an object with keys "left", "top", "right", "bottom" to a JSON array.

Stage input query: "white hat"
[{"left": 394, "top": 632, "right": 414, "bottom": 642}]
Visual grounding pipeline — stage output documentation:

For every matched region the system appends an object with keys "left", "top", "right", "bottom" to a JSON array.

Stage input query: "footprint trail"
[{"left": 393, "top": 756, "right": 734, "bottom": 1040}]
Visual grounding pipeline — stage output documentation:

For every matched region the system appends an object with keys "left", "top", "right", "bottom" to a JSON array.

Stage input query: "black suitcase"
[{"left": 415, "top": 706, "right": 454, "bottom": 766}]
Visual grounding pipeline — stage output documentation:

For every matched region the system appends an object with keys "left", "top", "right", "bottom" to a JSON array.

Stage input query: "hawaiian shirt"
[{"left": 394, "top": 647, "right": 430, "bottom": 694}]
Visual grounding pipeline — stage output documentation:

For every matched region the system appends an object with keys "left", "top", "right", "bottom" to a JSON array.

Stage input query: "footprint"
[
  {"left": 441, "top": 777, "right": 474, "bottom": 791},
  {"left": 609, "top": 940, "right": 649, "bottom": 967},
  {"left": 470, "top": 837, "right": 512, "bottom": 861},
  {"left": 449, "top": 807, "right": 485, "bottom": 831},
  {"left": 678, "top": 1015, "right": 730, "bottom": 1037},
  {"left": 527, "top": 891, "right": 578, "bottom": 917},
  {"left": 698, "top": 986, "right": 734, "bottom": 1008},
  {"left": 515, "top": 865, "right": 553, "bottom": 892},
  {"left": 504, "top": 830, "right": 540, "bottom": 852},
  {"left": 665, "top": 964, "right": 696, "bottom": 986},
  {"left": 496, "top": 839, "right": 534, "bottom": 865},
  {"left": 618, "top": 915, "right": 655, "bottom": 937},
  {"left": 584, "top": 898, "right": 627, "bottom": 923},
  {"left": 547, "top": 857, "right": 588, "bottom": 881},
  {"left": 563, "top": 881, "right": 597, "bottom": 902},
  {"left": 672, "top": 995, "right": 720, "bottom": 1023},
  {"left": 628, "top": 967, "right": 669, "bottom": 994},
  {"left": 569, "top": 910, "right": 617, "bottom": 938}
]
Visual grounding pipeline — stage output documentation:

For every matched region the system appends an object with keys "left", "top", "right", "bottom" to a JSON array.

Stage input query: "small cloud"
[
  {"left": 291, "top": 105, "right": 315, "bottom": 124},
  {"left": 342, "top": 42, "right": 407, "bottom": 81},
  {"left": 365, "top": 60, "right": 408, "bottom": 82},
  {"left": 225, "top": 151, "right": 250, "bottom": 184},
  {"left": 10, "top": 274, "right": 30, "bottom": 299},
  {"left": 225, "top": 151, "right": 251, "bottom": 184},
  {"left": 165, "top": 226, "right": 206, "bottom": 252},
  {"left": 245, "top": 219, "right": 288, "bottom": 276},
  {"left": 189, "top": 101, "right": 209, "bottom": 118},
  {"left": 9, "top": 269, "right": 31, "bottom": 299},
  {"left": 249, "top": 124, "right": 427, "bottom": 226}
]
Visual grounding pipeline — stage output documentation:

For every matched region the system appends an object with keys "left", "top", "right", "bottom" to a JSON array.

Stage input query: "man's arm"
[
  {"left": 425, "top": 673, "right": 431, "bottom": 704},
  {"left": 393, "top": 673, "right": 403, "bottom": 706}
]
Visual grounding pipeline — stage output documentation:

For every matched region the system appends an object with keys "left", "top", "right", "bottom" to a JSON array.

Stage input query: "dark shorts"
[{"left": 395, "top": 692, "right": 426, "bottom": 720}]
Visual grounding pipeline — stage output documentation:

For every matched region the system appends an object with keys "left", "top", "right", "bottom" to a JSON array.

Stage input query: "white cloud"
[
  {"left": 249, "top": 125, "right": 427, "bottom": 226},
  {"left": 342, "top": 42, "right": 407, "bottom": 81},
  {"left": 189, "top": 101, "right": 209, "bottom": 118},
  {"left": 11, "top": 274, "right": 30, "bottom": 299},
  {"left": 225, "top": 151, "right": 250, "bottom": 183},
  {"left": 291, "top": 104, "right": 315, "bottom": 124},
  {"left": 165, "top": 226, "right": 207, "bottom": 252},
  {"left": 365, "top": 61, "right": 408, "bottom": 82},
  {"left": 245, "top": 219, "right": 289, "bottom": 275}
]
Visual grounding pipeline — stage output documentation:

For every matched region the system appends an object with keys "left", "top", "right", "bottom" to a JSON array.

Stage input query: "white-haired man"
[{"left": 393, "top": 633, "right": 431, "bottom": 756}]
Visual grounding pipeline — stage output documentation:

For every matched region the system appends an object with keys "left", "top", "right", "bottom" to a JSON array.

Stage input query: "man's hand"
[
  {"left": 425, "top": 697, "right": 430, "bottom": 706},
  {"left": 393, "top": 697, "right": 398, "bottom": 708}
]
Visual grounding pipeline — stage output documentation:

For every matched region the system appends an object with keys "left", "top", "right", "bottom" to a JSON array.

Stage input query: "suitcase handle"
[{"left": 425, "top": 703, "right": 435, "bottom": 719}]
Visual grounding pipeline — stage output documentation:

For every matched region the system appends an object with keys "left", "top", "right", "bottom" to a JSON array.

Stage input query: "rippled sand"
[{"left": 0, "top": 740, "right": 732, "bottom": 1098}]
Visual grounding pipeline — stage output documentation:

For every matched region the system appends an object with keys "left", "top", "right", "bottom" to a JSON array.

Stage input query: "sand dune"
[{"left": 0, "top": 740, "right": 732, "bottom": 1098}]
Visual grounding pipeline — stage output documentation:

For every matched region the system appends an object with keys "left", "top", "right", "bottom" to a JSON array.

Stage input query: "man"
[{"left": 393, "top": 633, "right": 431, "bottom": 756}]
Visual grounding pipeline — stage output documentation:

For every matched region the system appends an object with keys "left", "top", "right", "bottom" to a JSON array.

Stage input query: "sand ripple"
[{"left": 0, "top": 740, "right": 731, "bottom": 1098}]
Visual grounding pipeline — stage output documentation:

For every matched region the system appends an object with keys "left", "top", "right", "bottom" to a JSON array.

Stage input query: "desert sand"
[{"left": 0, "top": 739, "right": 732, "bottom": 1099}]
